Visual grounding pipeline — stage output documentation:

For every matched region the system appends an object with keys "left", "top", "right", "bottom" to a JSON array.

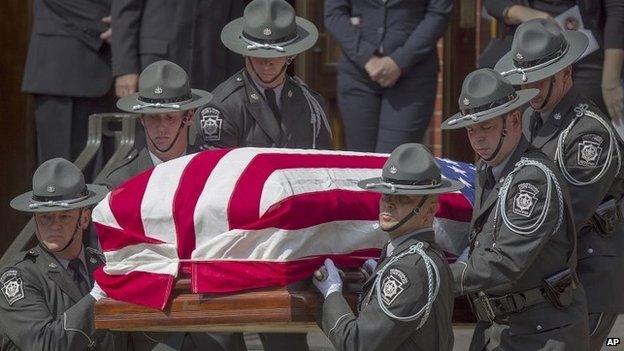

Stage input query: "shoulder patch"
[
  {"left": 199, "top": 107, "right": 223, "bottom": 142},
  {"left": 1, "top": 270, "right": 24, "bottom": 305},
  {"left": 512, "top": 182, "right": 539, "bottom": 218},
  {"left": 577, "top": 134, "right": 604, "bottom": 167},
  {"left": 380, "top": 268, "right": 410, "bottom": 306}
]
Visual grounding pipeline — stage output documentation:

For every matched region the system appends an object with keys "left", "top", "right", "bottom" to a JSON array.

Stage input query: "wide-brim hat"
[
  {"left": 10, "top": 158, "right": 108, "bottom": 213},
  {"left": 358, "top": 144, "right": 464, "bottom": 195},
  {"left": 221, "top": 0, "right": 319, "bottom": 58},
  {"left": 117, "top": 60, "right": 212, "bottom": 114},
  {"left": 442, "top": 68, "right": 539, "bottom": 130},
  {"left": 495, "top": 19, "right": 589, "bottom": 85}
]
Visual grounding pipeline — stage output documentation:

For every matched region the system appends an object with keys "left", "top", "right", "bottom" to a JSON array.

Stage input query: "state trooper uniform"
[
  {"left": 194, "top": 0, "right": 332, "bottom": 150},
  {"left": 496, "top": 19, "right": 624, "bottom": 349},
  {"left": 442, "top": 69, "right": 589, "bottom": 350},
  {"left": 318, "top": 144, "right": 463, "bottom": 351},
  {"left": 0, "top": 159, "right": 117, "bottom": 350},
  {"left": 95, "top": 61, "right": 246, "bottom": 351},
  {"left": 96, "top": 60, "right": 212, "bottom": 189}
]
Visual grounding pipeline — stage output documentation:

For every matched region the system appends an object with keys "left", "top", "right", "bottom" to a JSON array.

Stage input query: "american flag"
[{"left": 92, "top": 148, "right": 475, "bottom": 310}]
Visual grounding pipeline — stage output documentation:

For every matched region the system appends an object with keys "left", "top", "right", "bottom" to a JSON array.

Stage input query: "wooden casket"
[{"left": 95, "top": 273, "right": 475, "bottom": 333}]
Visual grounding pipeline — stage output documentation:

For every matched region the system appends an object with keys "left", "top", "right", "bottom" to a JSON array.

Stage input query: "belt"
[{"left": 470, "top": 287, "right": 547, "bottom": 322}]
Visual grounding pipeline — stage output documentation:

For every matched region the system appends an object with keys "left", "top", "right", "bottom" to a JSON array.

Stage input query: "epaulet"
[
  {"left": 212, "top": 71, "right": 246, "bottom": 103},
  {"left": 2, "top": 247, "right": 40, "bottom": 268},
  {"left": 85, "top": 247, "right": 106, "bottom": 263}
]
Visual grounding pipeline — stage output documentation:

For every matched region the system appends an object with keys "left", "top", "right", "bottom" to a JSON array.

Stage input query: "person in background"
[{"left": 324, "top": 0, "right": 453, "bottom": 153}]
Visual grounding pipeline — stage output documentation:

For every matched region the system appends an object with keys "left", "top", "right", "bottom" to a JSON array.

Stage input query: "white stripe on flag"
[
  {"left": 259, "top": 168, "right": 381, "bottom": 217},
  {"left": 103, "top": 242, "right": 179, "bottom": 276},
  {"left": 192, "top": 220, "right": 387, "bottom": 261},
  {"left": 91, "top": 192, "right": 121, "bottom": 229},
  {"left": 141, "top": 154, "right": 194, "bottom": 244}
]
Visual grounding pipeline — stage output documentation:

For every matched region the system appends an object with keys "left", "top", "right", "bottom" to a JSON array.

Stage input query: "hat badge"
[
  {"left": 515, "top": 52, "right": 524, "bottom": 60},
  {"left": 154, "top": 86, "right": 163, "bottom": 95},
  {"left": 463, "top": 98, "right": 470, "bottom": 106},
  {"left": 389, "top": 165, "right": 398, "bottom": 175},
  {"left": 263, "top": 27, "right": 272, "bottom": 36},
  {"left": 46, "top": 185, "right": 55, "bottom": 193}
]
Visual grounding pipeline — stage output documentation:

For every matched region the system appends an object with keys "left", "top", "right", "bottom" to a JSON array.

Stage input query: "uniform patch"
[
  {"left": 1, "top": 270, "right": 24, "bottom": 306},
  {"left": 512, "top": 183, "right": 539, "bottom": 218},
  {"left": 380, "top": 268, "right": 409, "bottom": 306},
  {"left": 577, "top": 134, "right": 604, "bottom": 168},
  {"left": 200, "top": 107, "right": 223, "bottom": 141}
]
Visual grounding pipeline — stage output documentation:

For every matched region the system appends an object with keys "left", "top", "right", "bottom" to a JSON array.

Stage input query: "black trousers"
[
  {"left": 34, "top": 92, "right": 115, "bottom": 181},
  {"left": 337, "top": 59, "right": 437, "bottom": 153}
]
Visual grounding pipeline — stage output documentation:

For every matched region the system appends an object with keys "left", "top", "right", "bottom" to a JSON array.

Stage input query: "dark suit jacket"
[
  {"left": 22, "top": 0, "right": 113, "bottom": 97},
  {"left": 0, "top": 245, "right": 117, "bottom": 350},
  {"left": 324, "top": 0, "right": 453, "bottom": 74},
  {"left": 111, "top": 0, "right": 244, "bottom": 91}
]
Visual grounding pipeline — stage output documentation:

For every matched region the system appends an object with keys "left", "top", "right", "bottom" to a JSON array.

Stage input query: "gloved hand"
[
  {"left": 362, "top": 258, "right": 378, "bottom": 275},
  {"left": 313, "top": 258, "right": 343, "bottom": 299},
  {"left": 90, "top": 281, "right": 107, "bottom": 301}
]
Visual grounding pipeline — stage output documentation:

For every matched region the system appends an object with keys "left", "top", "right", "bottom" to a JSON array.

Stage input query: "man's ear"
[
  {"left": 184, "top": 110, "right": 195, "bottom": 125},
  {"left": 81, "top": 209, "right": 92, "bottom": 230}
]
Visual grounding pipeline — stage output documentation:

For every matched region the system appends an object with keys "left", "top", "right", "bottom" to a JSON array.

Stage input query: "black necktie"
[
  {"left": 265, "top": 88, "right": 282, "bottom": 126},
  {"left": 68, "top": 259, "right": 89, "bottom": 295},
  {"left": 480, "top": 167, "right": 496, "bottom": 205},
  {"left": 532, "top": 114, "right": 544, "bottom": 139}
]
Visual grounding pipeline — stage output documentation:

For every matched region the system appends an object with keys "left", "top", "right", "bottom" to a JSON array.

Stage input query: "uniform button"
[
  {"left": 377, "top": 27, "right": 384, "bottom": 34},
  {"left": 587, "top": 248, "right": 594, "bottom": 254},
  {"left": 536, "top": 325, "right": 542, "bottom": 331},
  {"left": 474, "top": 240, "right": 479, "bottom": 247},
  {"left": 236, "top": 77, "right": 242, "bottom": 82}
]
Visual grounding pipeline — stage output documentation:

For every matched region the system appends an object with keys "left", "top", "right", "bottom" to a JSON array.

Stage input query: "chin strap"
[
  {"left": 36, "top": 208, "right": 84, "bottom": 253},
  {"left": 246, "top": 57, "right": 291, "bottom": 85},
  {"left": 482, "top": 117, "right": 508, "bottom": 162},
  {"left": 144, "top": 115, "right": 189, "bottom": 154},
  {"left": 382, "top": 196, "right": 428, "bottom": 233}
]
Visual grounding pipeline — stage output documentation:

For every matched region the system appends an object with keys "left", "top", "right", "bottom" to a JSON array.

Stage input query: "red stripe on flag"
[
  {"left": 228, "top": 153, "right": 387, "bottom": 229},
  {"left": 192, "top": 248, "right": 381, "bottom": 293},
  {"left": 94, "top": 267, "right": 174, "bottom": 310},
  {"left": 108, "top": 168, "right": 155, "bottom": 240},
  {"left": 437, "top": 193, "right": 473, "bottom": 222},
  {"left": 95, "top": 222, "right": 167, "bottom": 252},
  {"left": 172, "top": 149, "right": 231, "bottom": 260},
  {"left": 245, "top": 189, "right": 380, "bottom": 230}
]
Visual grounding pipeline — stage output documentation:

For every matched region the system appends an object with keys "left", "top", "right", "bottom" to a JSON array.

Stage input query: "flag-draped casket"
[{"left": 92, "top": 148, "right": 475, "bottom": 311}]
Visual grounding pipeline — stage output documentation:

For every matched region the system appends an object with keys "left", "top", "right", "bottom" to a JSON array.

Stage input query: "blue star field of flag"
[{"left": 436, "top": 158, "right": 476, "bottom": 205}]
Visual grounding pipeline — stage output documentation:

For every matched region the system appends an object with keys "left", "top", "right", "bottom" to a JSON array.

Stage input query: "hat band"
[
  {"left": 365, "top": 178, "right": 442, "bottom": 194},
  {"left": 447, "top": 92, "right": 519, "bottom": 126},
  {"left": 241, "top": 31, "right": 299, "bottom": 52},
  {"left": 30, "top": 189, "right": 91, "bottom": 209},
  {"left": 500, "top": 41, "right": 570, "bottom": 82},
  {"left": 133, "top": 93, "right": 194, "bottom": 111}
]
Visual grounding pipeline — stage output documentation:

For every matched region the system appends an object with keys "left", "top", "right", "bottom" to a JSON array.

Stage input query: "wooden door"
[{"left": 0, "top": 0, "right": 36, "bottom": 255}]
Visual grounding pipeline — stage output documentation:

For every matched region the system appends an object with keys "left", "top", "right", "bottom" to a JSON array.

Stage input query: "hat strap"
[
  {"left": 365, "top": 179, "right": 441, "bottom": 194},
  {"left": 132, "top": 93, "right": 194, "bottom": 111},
  {"left": 447, "top": 93, "right": 518, "bottom": 126},
  {"left": 500, "top": 41, "right": 569, "bottom": 83},
  {"left": 241, "top": 33, "right": 299, "bottom": 52},
  {"left": 29, "top": 190, "right": 90, "bottom": 209}
]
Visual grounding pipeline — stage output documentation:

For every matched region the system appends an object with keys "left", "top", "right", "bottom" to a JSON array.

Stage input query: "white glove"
[
  {"left": 313, "top": 258, "right": 343, "bottom": 299},
  {"left": 90, "top": 281, "right": 107, "bottom": 301},
  {"left": 362, "top": 258, "right": 378, "bottom": 275}
]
